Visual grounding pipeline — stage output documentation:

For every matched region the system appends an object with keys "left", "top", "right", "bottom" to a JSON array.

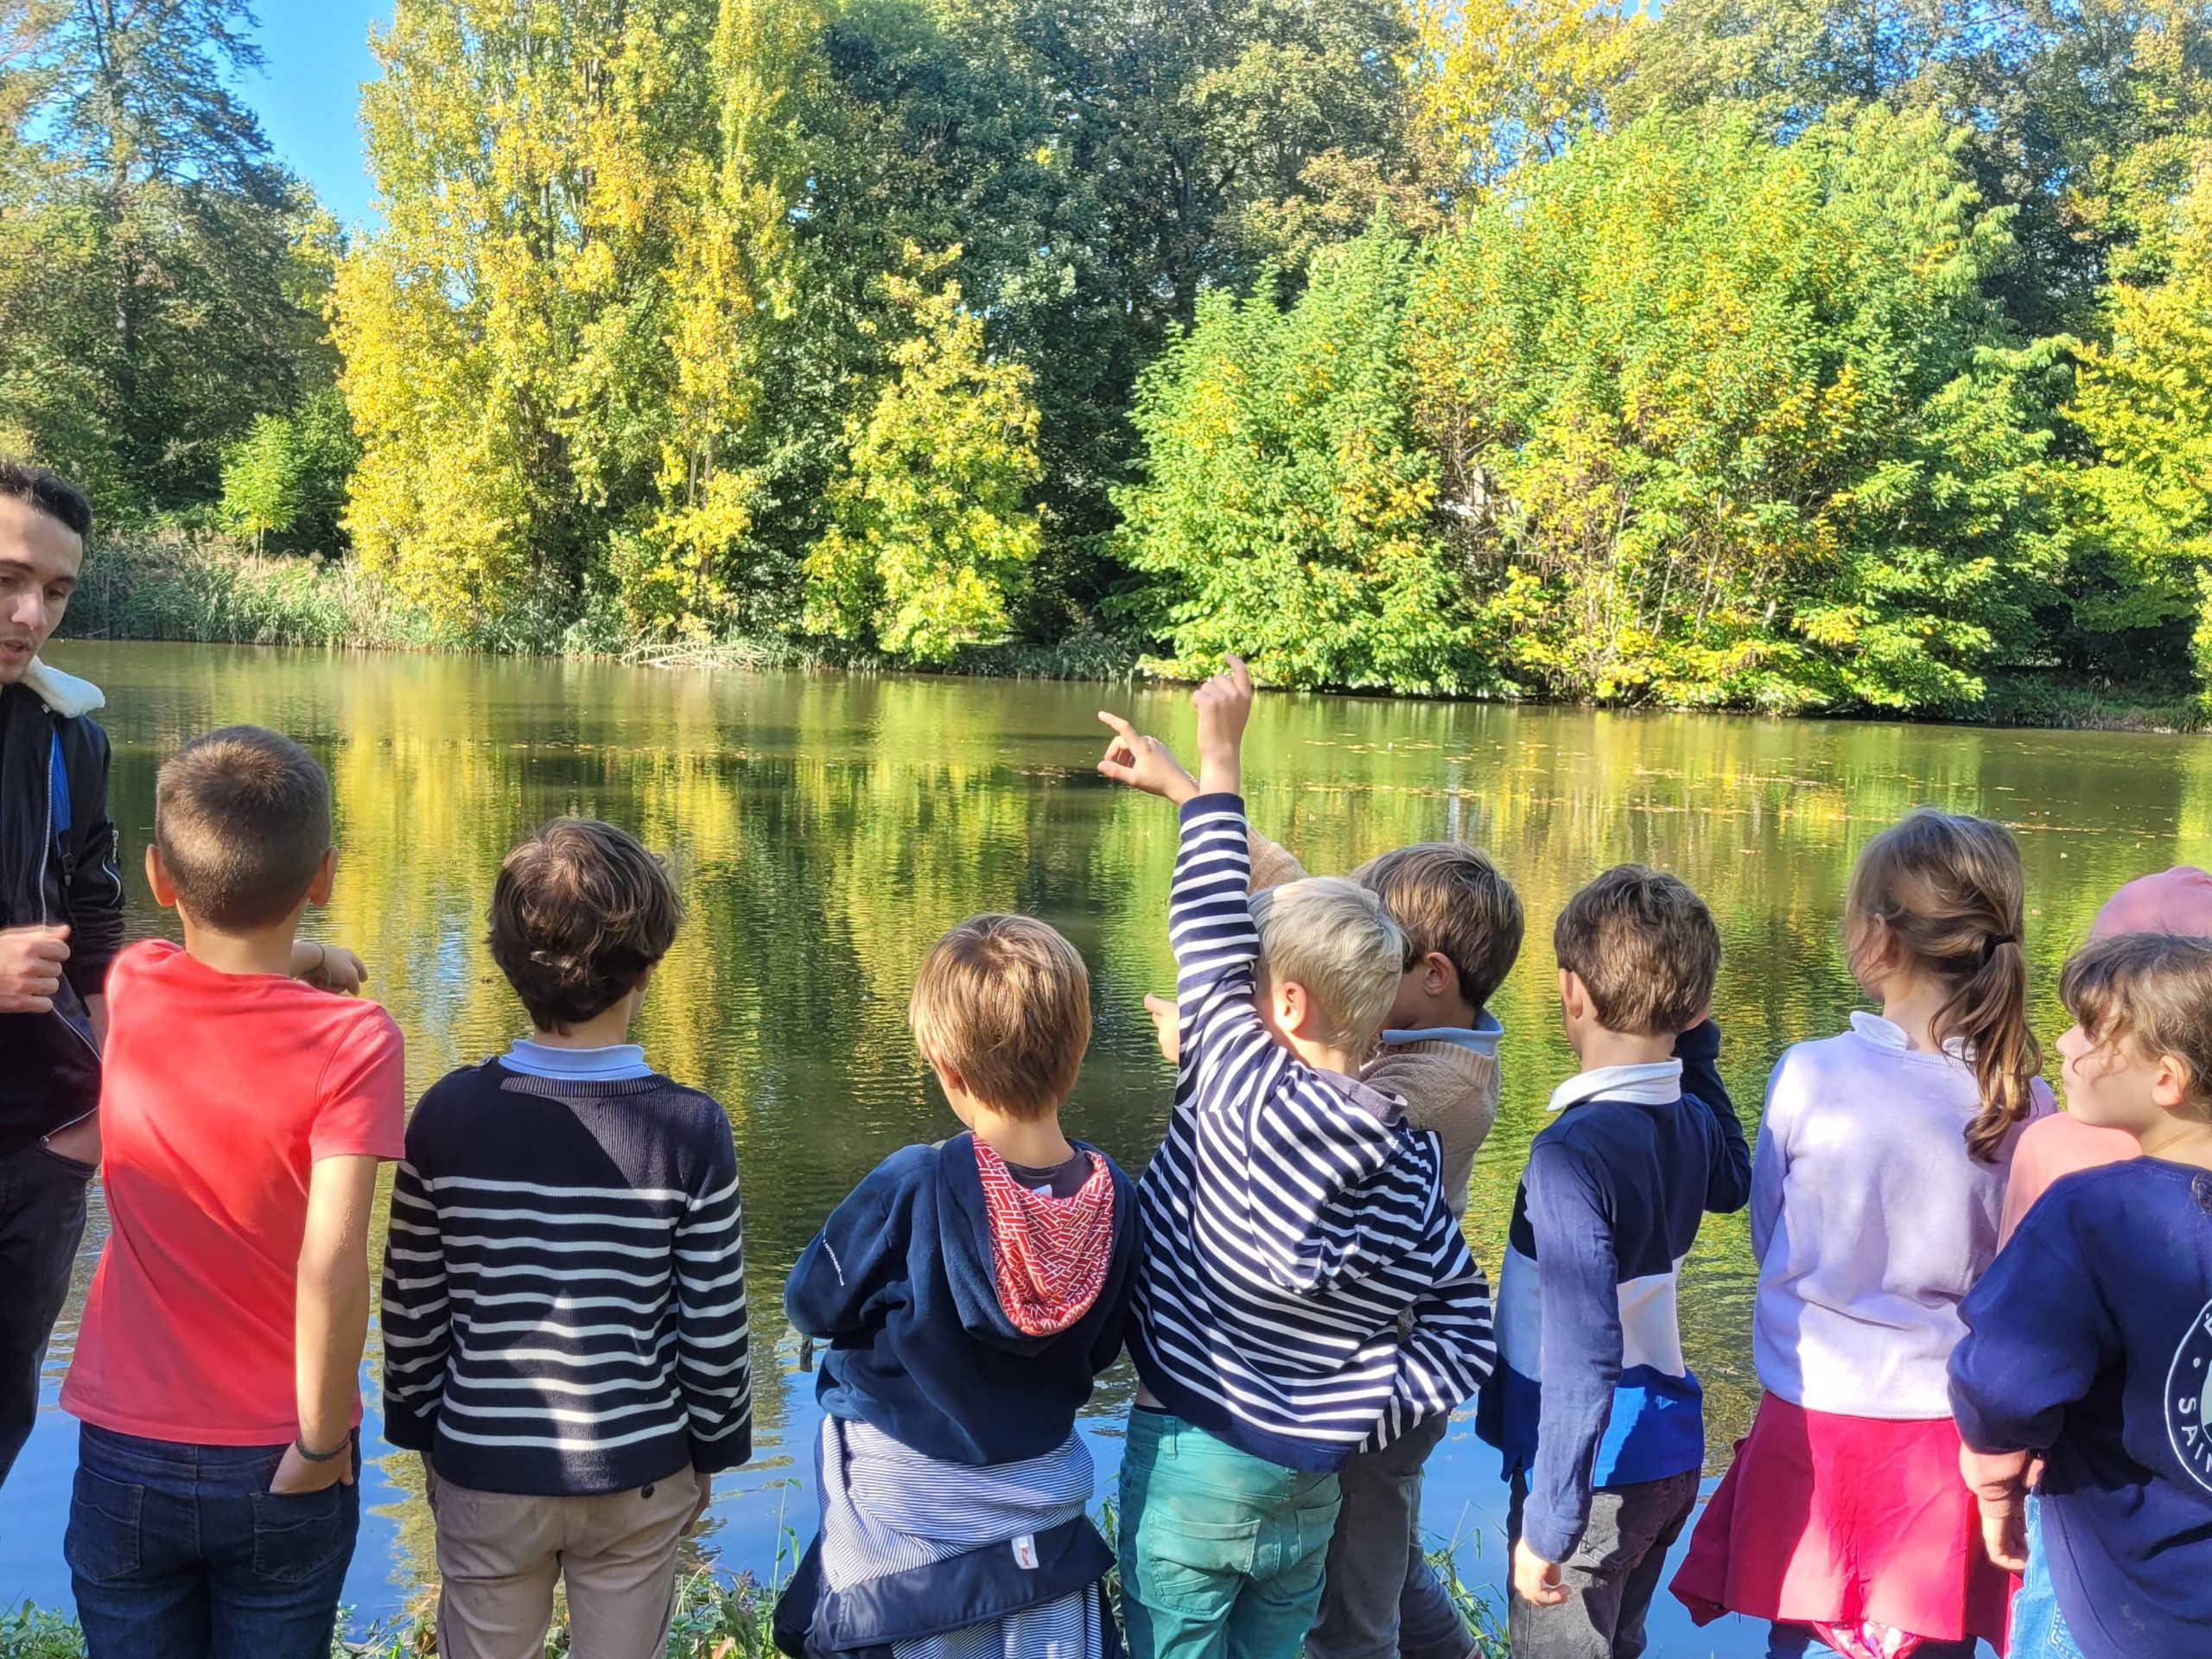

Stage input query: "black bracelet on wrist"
[{"left": 293, "top": 1430, "right": 352, "bottom": 1464}]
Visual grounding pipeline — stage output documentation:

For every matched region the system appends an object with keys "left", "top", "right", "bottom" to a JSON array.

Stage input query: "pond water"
[{"left": 3, "top": 641, "right": 2200, "bottom": 1654}]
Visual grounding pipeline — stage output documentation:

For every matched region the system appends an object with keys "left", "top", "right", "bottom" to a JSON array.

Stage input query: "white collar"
[
  {"left": 22, "top": 656, "right": 104, "bottom": 718},
  {"left": 501, "top": 1039, "right": 655, "bottom": 1081},
  {"left": 1548, "top": 1058, "right": 1682, "bottom": 1113},
  {"left": 1849, "top": 1009, "right": 1970, "bottom": 1063}
]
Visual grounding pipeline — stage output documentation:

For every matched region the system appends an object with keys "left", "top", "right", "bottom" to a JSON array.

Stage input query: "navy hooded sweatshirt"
[{"left": 785, "top": 1133, "right": 1140, "bottom": 1467}]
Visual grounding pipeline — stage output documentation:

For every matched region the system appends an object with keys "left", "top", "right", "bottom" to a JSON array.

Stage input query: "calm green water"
[{"left": 5, "top": 642, "right": 2201, "bottom": 1651}]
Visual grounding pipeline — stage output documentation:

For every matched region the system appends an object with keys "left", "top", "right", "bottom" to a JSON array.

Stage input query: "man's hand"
[
  {"left": 292, "top": 941, "right": 368, "bottom": 995},
  {"left": 269, "top": 1436, "right": 356, "bottom": 1496},
  {"left": 1513, "top": 1538, "right": 1571, "bottom": 1606},
  {"left": 1096, "top": 713, "right": 1199, "bottom": 804},
  {"left": 0, "top": 924, "right": 70, "bottom": 1014},
  {"left": 690, "top": 1469, "right": 713, "bottom": 1529},
  {"left": 1144, "top": 994, "right": 1180, "bottom": 1065},
  {"left": 1192, "top": 656, "right": 1253, "bottom": 797}
]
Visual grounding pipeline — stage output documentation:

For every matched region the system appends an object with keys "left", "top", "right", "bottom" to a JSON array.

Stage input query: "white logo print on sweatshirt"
[{"left": 2168, "top": 1297, "right": 2212, "bottom": 1495}]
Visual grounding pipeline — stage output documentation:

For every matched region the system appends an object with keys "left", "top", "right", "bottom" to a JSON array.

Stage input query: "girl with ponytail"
[{"left": 1673, "top": 809, "right": 2053, "bottom": 1659}]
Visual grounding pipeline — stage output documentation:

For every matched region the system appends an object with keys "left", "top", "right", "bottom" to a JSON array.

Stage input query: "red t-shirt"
[{"left": 62, "top": 940, "right": 407, "bottom": 1445}]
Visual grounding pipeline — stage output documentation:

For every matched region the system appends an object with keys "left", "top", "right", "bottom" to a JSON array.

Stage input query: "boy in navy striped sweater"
[
  {"left": 380, "top": 821, "right": 750, "bottom": 1659},
  {"left": 1097, "top": 658, "right": 1497, "bottom": 1659}
]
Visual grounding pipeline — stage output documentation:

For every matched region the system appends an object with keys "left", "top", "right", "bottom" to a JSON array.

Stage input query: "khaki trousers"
[{"left": 431, "top": 1469, "right": 696, "bottom": 1659}]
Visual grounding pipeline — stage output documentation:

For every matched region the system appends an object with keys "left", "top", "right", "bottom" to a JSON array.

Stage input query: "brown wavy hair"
[{"left": 1846, "top": 808, "right": 2040, "bottom": 1162}]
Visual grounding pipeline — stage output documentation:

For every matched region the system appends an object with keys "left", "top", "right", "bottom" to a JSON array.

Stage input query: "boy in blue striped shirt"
[{"left": 1096, "top": 658, "right": 1497, "bottom": 1659}]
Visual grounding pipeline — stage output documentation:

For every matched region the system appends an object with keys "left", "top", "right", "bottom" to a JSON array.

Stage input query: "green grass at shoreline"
[
  {"left": 0, "top": 1526, "right": 1510, "bottom": 1656},
  {"left": 55, "top": 534, "right": 2203, "bottom": 734}
]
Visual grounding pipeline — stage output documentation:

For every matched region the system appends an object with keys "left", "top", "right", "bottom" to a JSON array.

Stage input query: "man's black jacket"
[{"left": 0, "top": 660, "right": 122, "bottom": 1153}]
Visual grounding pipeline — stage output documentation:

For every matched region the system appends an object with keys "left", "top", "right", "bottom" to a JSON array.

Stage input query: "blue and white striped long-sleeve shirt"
[
  {"left": 379, "top": 1048, "right": 752, "bottom": 1495},
  {"left": 1128, "top": 794, "right": 1496, "bottom": 1471}
]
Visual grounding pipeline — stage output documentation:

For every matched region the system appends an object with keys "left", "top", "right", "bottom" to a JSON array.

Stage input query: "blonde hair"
[
  {"left": 1249, "top": 876, "right": 1410, "bottom": 1050},
  {"left": 2061, "top": 932, "right": 2212, "bottom": 1124},
  {"left": 1554, "top": 864, "right": 1720, "bottom": 1036},
  {"left": 909, "top": 914, "right": 1091, "bottom": 1120},
  {"left": 1847, "top": 808, "right": 2040, "bottom": 1162}
]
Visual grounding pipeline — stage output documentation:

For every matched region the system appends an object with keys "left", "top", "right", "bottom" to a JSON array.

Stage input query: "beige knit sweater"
[{"left": 1246, "top": 829, "right": 1501, "bottom": 1217}]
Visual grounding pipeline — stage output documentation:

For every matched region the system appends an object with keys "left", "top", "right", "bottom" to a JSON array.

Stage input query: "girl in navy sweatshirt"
[
  {"left": 777, "top": 914, "right": 1139, "bottom": 1659},
  {"left": 1952, "top": 932, "right": 2212, "bottom": 1659}
]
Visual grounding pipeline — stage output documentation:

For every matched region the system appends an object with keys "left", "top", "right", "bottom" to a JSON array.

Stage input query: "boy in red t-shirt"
[{"left": 60, "top": 726, "right": 404, "bottom": 1659}]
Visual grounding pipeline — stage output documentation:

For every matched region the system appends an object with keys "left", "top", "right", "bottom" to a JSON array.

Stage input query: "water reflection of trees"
[{"left": 56, "top": 641, "right": 2212, "bottom": 1603}]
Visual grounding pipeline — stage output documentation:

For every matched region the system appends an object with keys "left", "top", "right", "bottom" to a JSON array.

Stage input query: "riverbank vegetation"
[
  {"left": 8, "top": 3, "right": 2212, "bottom": 718},
  {"left": 0, "top": 1543, "right": 1507, "bottom": 1656}
]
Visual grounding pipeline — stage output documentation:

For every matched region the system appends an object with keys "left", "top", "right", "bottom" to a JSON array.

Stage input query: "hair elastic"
[{"left": 1982, "top": 932, "right": 2018, "bottom": 961}]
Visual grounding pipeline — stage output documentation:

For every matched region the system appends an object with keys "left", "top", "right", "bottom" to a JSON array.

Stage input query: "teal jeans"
[{"left": 1117, "top": 1408, "right": 1344, "bottom": 1659}]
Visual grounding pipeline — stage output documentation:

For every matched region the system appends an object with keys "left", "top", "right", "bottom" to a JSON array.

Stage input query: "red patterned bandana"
[{"left": 973, "top": 1141, "right": 1116, "bottom": 1338}]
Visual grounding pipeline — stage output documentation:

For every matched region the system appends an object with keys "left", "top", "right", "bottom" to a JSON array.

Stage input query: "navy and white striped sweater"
[
  {"left": 380, "top": 1058, "right": 753, "bottom": 1495},
  {"left": 1128, "top": 794, "right": 1497, "bottom": 1472}
]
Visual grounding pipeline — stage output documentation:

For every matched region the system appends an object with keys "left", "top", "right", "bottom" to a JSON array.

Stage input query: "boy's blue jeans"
[
  {"left": 2006, "top": 1495, "right": 2085, "bottom": 1659},
  {"left": 64, "top": 1423, "right": 361, "bottom": 1659},
  {"left": 1117, "top": 1408, "right": 1343, "bottom": 1659}
]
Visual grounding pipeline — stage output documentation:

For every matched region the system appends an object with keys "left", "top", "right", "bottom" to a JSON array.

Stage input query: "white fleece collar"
[{"left": 22, "top": 657, "right": 105, "bottom": 718}]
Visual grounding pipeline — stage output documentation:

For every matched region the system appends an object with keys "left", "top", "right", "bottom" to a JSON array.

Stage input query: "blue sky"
[{"left": 245, "top": 1, "right": 388, "bottom": 226}]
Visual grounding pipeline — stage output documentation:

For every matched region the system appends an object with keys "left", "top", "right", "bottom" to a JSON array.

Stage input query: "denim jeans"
[
  {"left": 0, "top": 1138, "right": 92, "bottom": 1487},
  {"left": 1117, "top": 1408, "right": 1344, "bottom": 1659},
  {"left": 2005, "top": 1496, "right": 2085, "bottom": 1659},
  {"left": 1506, "top": 1468, "right": 1698, "bottom": 1659},
  {"left": 1306, "top": 1412, "right": 1474, "bottom": 1659},
  {"left": 65, "top": 1423, "right": 362, "bottom": 1659}
]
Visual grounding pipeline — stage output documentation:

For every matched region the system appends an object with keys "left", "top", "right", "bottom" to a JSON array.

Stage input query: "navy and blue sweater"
[
  {"left": 785, "top": 1133, "right": 1139, "bottom": 1467},
  {"left": 1478, "top": 1025, "right": 1750, "bottom": 1561},
  {"left": 1951, "top": 1160, "right": 2212, "bottom": 1659},
  {"left": 1128, "top": 794, "right": 1497, "bottom": 1472}
]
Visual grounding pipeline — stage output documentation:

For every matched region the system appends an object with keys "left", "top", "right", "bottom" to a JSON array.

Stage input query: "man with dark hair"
[{"left": 0, "top": 460, "right": 122, "bottom": 1489}]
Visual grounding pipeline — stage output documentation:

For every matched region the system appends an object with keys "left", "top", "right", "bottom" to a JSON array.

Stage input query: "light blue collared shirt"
[
  {"left": 499, "top": 1039, "right": 656, "bottom": 1082},
  {"left": 1379, "top": 1009, "right": 1503, "bottom": 1059}
]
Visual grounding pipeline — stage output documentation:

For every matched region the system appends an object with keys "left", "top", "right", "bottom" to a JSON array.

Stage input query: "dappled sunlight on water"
[{"left": 5, "top": 643, "right": 2204, "bottom": 1652}]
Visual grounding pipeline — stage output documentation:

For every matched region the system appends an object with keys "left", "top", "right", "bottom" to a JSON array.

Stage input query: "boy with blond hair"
[
  {"left": 1097, "top": 658, "right": 1497, "bottom": 1659},
  {"left": 1099, "top": 718, "right": 1522, "bottom": 1659},
  {"left": 1484, "top": 864, "right": 1745, "bottom": 1659},
  {"left": 61, "top": 727, "right": 399, "bottom": 1659},
  {"left": 778, "top": 912, "right": 1139, "bottom": 1658},
  {"left": 1952, "top": 932, "right": 2212, "bottom": 1659}
]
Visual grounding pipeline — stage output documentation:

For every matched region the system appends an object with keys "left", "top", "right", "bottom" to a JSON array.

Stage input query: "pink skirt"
[{"left": 1671, "top": 1395, "right": 2012, "bottom": 1654}]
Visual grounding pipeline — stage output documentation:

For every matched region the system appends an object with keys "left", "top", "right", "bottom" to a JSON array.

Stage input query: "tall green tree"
[
  {"left": 804, "top": 249, "right": 1045, "bottom": 660},
  {"left": 0, "top": 0, "right": 329, "bottom": 512},
  {"left": 1119, "top": 214, "right": 1483, "bottom": 692},
  {"left": 1400, "top": 105, "right": 2065, "bottom": 709},
  {"left": 2069, "top": 150, "right": 2212, "bottom": 687}
]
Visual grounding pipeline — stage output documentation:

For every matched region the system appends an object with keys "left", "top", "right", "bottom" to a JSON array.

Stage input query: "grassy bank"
[
  {"left": 58, "top": 535, "right": 1145, "bottom": 680},
  {"left": 0, "top": 1569, "right": 782, "bottom": 1658},
  {"left": 0, "top": 1540, "right": 1510, "bottom": 1656},
  {"left": 57, "top": 536, "right": 2202, "bottom": 733}
]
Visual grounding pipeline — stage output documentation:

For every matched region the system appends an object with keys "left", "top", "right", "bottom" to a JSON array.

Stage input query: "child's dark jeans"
[
  {"left": 65, "top": 1423, "right": 361, "bottom": 1659},
  {"left": 1506, "top": 1467, "right": 1698, "bottom": 1659}
]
